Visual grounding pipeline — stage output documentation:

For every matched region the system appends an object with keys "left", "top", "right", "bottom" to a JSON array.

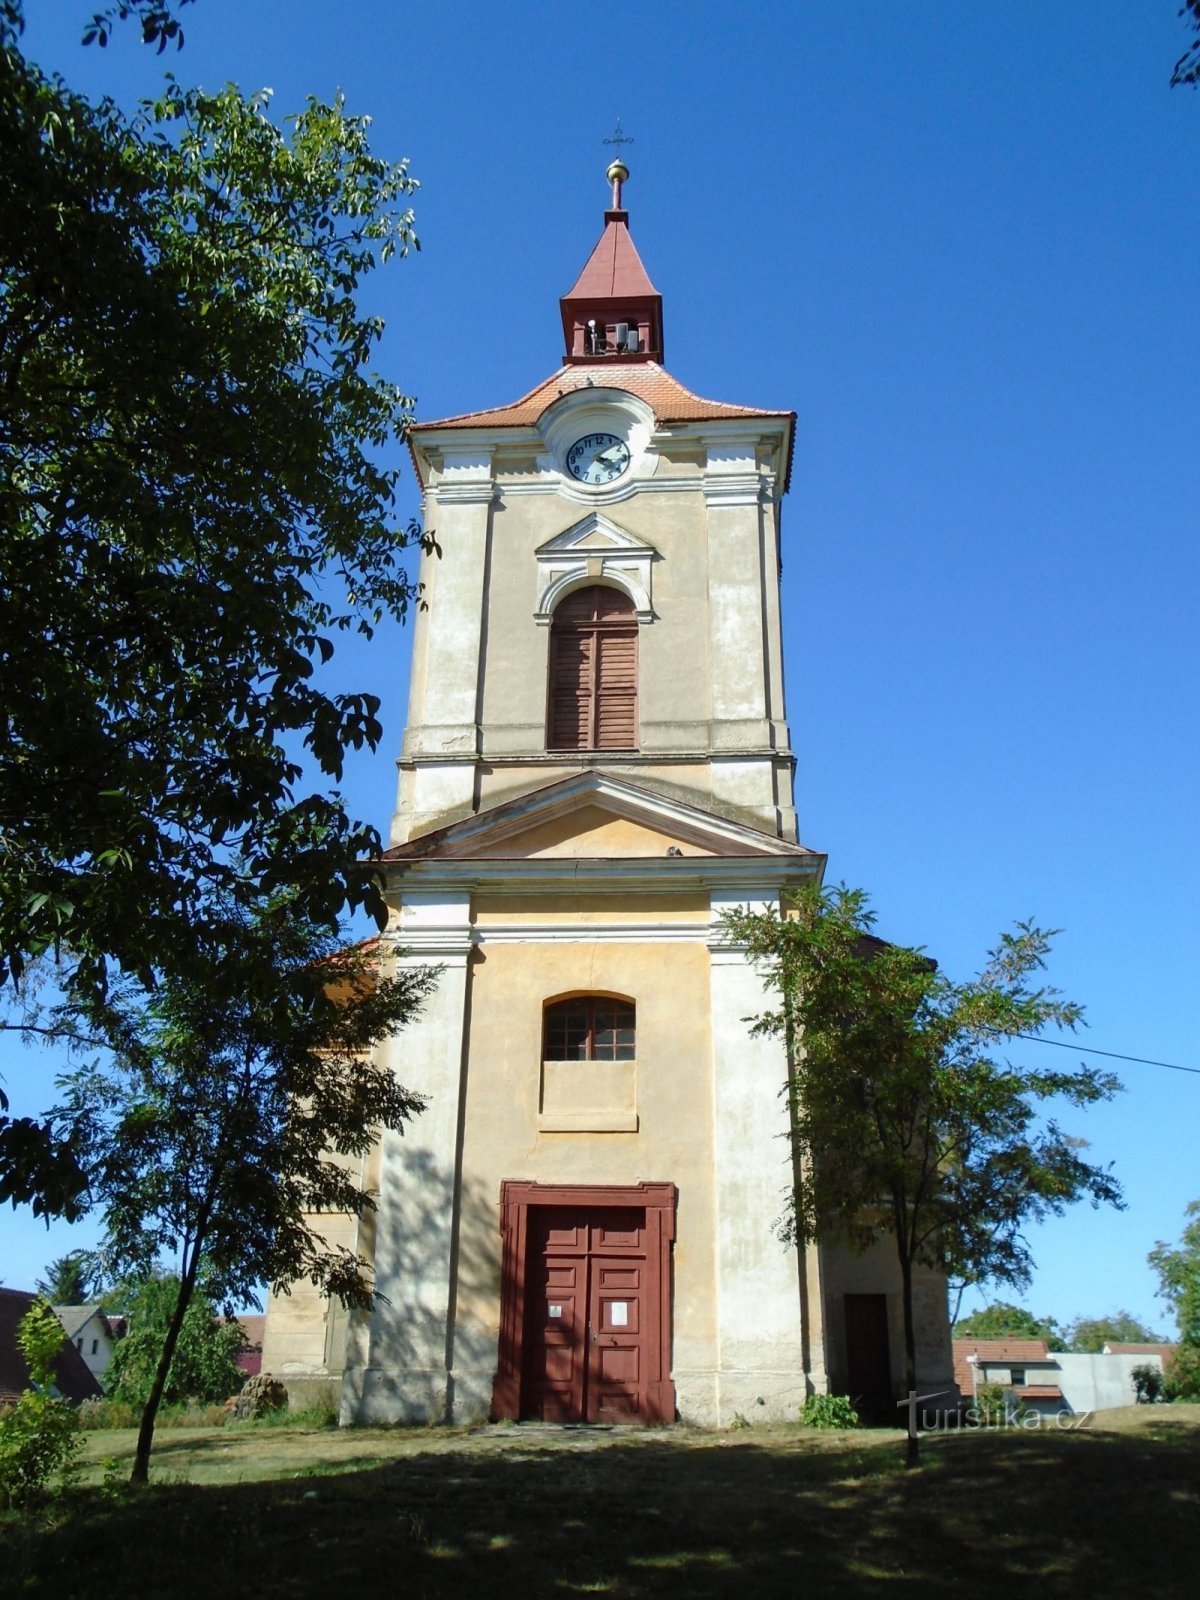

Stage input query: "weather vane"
[{"left": 602, "top": 118, "right": 634, "bottom": 207}]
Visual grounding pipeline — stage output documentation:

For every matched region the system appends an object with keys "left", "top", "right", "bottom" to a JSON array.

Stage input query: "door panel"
[
  {"left": 590, "top": 1261, "right": 643, "bottom": 1421},
  {"left": 527, "top": 1257, "right": 586, "bottom": 1420},
  {"left": 522, "top": 1207, "right": 651, "bottom": 1422}
]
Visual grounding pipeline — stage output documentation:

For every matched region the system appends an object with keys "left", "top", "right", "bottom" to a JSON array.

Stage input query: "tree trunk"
[
  {"left": 899, "top": 1250, "right": 920, "bottom": 1468},
  {"left": 129, "top": 1251, "right": 203, "bottom": 1485}
]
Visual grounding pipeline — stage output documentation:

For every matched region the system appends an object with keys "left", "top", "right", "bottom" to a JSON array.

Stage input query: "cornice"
[{"left": 380, "top": 855, "right": 822, "bottom": 896}]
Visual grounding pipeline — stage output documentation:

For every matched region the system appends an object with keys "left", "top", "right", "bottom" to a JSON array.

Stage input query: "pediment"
[
  {"left": 534, "top": 515, "right": 657, "bottom": 623},
  {"left": 384, "top": 773, "right": 815, "bottom": 863},
  {"left": 535, "top": 512, "right": 657, "bottom": 559}
]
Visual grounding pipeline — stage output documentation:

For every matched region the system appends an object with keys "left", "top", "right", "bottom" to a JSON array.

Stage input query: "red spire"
[{"left": 560, "top": 159, "right": 663, "bottom": 365}]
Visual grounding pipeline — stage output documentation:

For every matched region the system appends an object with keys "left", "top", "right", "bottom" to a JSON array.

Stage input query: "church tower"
[{"left": 263, "top": 159, "right": 954, "bottom": 1427}]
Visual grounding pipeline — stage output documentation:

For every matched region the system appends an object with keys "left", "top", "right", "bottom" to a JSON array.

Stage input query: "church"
[{"left": 261, "top": 157, "right": 955, "bottom": 1427}]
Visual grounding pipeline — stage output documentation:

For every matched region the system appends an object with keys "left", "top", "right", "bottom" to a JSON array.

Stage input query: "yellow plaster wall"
[
  {"left": 261, "top": 1209, "right": 361, "bottom": 1376},
  {"left": 466, "top": 807, "right": 716, "bottom": 859},
  {"left": 453, "top": 935, "right": 718, "bottom": 1360},
  {"left": 473, "top": 892, "right": 709, "bottom": 925}
]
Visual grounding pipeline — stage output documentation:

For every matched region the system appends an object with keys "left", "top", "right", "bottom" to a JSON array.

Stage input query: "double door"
[{"left": 523, "top": 1206, "right": 649, "bottom": 1422}]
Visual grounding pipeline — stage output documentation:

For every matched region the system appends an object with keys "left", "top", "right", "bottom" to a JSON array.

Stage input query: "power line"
[{"left": 1011, "top": 1032, "right": 1200, "bottom": 1078}]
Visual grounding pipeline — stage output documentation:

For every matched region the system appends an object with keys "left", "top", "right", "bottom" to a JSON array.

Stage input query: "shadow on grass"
[{"left": 6, "top": 1421, "right": 1200, "bottom": 1598}]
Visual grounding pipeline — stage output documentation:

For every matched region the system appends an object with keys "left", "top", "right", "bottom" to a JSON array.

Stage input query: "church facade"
[{"left": 262, "top": 160, "right": 955, "bottom": 1427}]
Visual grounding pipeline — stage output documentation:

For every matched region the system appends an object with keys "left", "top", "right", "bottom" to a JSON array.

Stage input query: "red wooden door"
[{"left": 523, "top": 1207, "right": 650, "bottom": 1422}]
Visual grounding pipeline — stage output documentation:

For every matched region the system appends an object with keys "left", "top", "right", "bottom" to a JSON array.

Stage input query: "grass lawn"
[{"left": 3, "top": 1406, "right": 1198, "bottom": 1597}]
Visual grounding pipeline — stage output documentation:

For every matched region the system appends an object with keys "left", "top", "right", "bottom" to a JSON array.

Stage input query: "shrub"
[
  {"left": 970, "top": 1381, "right": 1010, "bottom": 1426},
  {"left": 0, "top": 1303, "right": 82, "bottom": 1508},
  {"left": 799, "top": 1393, "right": 859, "bottom": 1429},
  {"left": 78, "top": 1397, "right": 140, "bottom": 1431},
  {"left": 1131, "top": 1363, "right": 1166, "bottom": 1404}
]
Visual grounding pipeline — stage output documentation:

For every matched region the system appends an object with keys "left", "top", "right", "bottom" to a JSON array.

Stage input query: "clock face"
[{"left": 566, "top": 432, "right": 631, "bottom": 485}]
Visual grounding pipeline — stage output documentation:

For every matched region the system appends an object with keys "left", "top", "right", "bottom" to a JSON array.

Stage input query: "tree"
[
  {"left": 724, "top": 884, "right": 1123, "bottom": 1466},
  {"left": 104, "top": 1273, "right": 243, "bottom": 1409},
  {"left": 1065, "top": 1310, "right": 1164, "bottom": 1353},
  {"left": 1149, "top": 1199, "right": 1200, "bottom": 1347},
  {"left": 0, "top": 1, "right": 427, "bottom": 1213},
  {"left": 953, "top": 1301, "right": 1065, "bottom": 1350},
  {"left": 49, "top": 907, "right": 437, "bottom": 1482},
  {"left": 1165, "top": 1343, "right": 1200, "bottom": 1402},
  {"left": 1173, "top": 0, "right": 1200, "bottom": 87},
  {"left": 0, "top": 1301, "right": 81, "bottom": 1507},
  {"left": 34, "top": 1249, "right": 105, "bottom": 1305}
]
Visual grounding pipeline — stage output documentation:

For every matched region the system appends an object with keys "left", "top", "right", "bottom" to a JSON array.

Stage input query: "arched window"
[
  {"left": 547, "top": 585, "right": 638, "bottom": 751},
  {"left": 543, "top": 996, "right": 636, "bottom": 1061}
]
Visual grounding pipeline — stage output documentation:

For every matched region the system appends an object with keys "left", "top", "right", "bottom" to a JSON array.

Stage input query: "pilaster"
[
  {"left": 705, "top": 890, "right": 809, "bottom": 1423},
  {"left": 340, "top": 894, "right": 474, "bottom": 1424},
  {"left": 390, "top": 449, "right": 494, "bottom": 843}
]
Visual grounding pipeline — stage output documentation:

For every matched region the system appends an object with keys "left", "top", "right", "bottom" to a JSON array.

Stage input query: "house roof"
[
  {"left": 0, "top": 1289, "right": 103, "bottom": 1406},
  {"left": 235, "top": 1315, "right": 265, "bottom": 1349},
  {"left": 414, "top": 362, "right": 793, "bottom": 435},
  {"left": 52, "top": 1304, "right": 112, "bottom": 1341},
  {"left": 1105, "top": 1342, "right": 1175, "bottom": 1362},
  {"left": 952, "top": 1338, "right": 1056, "bottom": 1399},
  {"left": 1017, "top": 1385, "right": 1064, "bottom": 1401}
]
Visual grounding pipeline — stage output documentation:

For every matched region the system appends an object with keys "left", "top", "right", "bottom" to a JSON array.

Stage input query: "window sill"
[{"left": 537, "top": 1111, "right": 639, "bottom": 1133}]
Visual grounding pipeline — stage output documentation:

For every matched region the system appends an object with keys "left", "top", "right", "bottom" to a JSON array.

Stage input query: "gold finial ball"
[{"left": 606, "top": 158, "right": 629, "bottom": 185}]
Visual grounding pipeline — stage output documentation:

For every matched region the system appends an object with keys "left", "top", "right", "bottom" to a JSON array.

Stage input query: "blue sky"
[{"left": 3, "top": 1, "right": 1198, "bottom": 1336}]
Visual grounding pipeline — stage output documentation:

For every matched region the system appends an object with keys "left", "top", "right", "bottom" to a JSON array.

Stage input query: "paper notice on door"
[
  {"left": 610, "top": 1301, "right": 628, "bottom": 1326},
  {"left": 548, "top": 1304, "right": 563, "bottom": 1319}
]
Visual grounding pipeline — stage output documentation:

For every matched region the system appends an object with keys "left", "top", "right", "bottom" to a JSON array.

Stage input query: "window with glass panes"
[{"left": 543, "top": 997, "right": 635, "bottom": 1061}]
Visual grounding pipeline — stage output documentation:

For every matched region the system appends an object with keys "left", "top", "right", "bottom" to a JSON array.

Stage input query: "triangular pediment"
[
  {"left": 383, "top": 774, "right": 818, "bottom": 863},
  {"left": 535, "top": 512, "right": 656, "bottom": 560}
]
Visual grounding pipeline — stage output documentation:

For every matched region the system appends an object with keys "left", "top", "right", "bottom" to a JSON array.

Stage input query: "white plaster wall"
[
  {"left": 341, "top": 898, "right": 472, "bottom": 1425},
  {"left": 1052, "top": 1353, "right": 1162, "bottom": 1413},
  {"left": 699, "top": 892, "right": 809, "bottom": 1424}
]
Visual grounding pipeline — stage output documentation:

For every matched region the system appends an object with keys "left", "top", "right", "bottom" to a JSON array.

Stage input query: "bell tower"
[
  {"left": 393, "top": 160, "right": 799, "bottom": 847},
  {"left": 559, "top": 158, "right": 664, "bottom": 363}
]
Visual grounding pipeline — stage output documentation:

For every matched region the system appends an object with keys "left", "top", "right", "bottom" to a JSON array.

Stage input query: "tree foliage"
[
  {"left": 1065, "top": 1310, "right": 1163, "bottom": 1354},
  {"left": 954, "top": 1301, "right": 1065, "bottom": 1350},
  {"left": 0, "top": 1301, "right": 81, "bottom": 1507},
  {"left": 34, "top": 1249, "right": 104, "bottom": 1305},
  {"left": 104, "top": 1274, "right": 243, "bottom": 1408},
  {"left": 49, "top": 907, "right": 435, "bottom": 1480},
  {"left": 1149, "top": 1199, "right": 1200, "bottom": 1347},
  {"left": 0, "top": 1, "right": 426, "bottom": 1213},
  {"left": 725, "top": 884, "right": 1123, "bottom": 1464},
  {"left": 1173, "top": 0, "right": 1200, "bottom": 88},
  {"left": 1165, "top": 1342, "right": 1200, "bottom": 1402}
]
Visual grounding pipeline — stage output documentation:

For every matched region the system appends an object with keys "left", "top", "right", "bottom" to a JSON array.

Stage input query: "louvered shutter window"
[{"left": 548, "top": 586, "right": 638, "bottom": 750}]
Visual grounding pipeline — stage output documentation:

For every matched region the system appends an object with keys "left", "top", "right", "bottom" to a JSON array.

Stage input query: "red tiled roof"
[
  {"left": 1017, "top": 1385, "right": 1064, "bottom": 1400},
  {"left": 1105, "top": 1342, "right": 1174, "bottom": 1362},
  {"left": 415, "top": 362, "right": 792, "bottom": 434},
  {"left": 952, "top": 1338, "right": 1055, "bottom": 1398},
  {"left": 954, "top": 1339, "right": 1052, "bottom": 1362},
  {"left": 564, "top": 213, "right": 660, "bottom": 301}
]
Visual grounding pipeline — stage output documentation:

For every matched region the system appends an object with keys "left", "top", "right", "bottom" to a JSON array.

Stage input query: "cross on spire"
[
  {"left": 603, "top": 117, "right": 635, "bottom": 157},
  {"left": 603, "top": 118, "right": 634, "bottom": 208}
]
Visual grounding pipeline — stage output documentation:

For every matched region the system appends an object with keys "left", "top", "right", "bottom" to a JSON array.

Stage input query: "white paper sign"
[
  {"left": 548, "top": 1304, "right": 563, "bottom": 1319},
  {"left": 610, "top": 1301, "right": 629, "bottom": 1327}
]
